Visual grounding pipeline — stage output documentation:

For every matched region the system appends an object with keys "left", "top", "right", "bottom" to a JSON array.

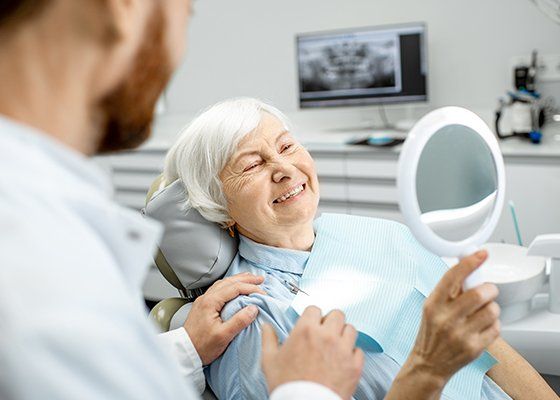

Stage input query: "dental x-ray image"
[{"left": 298, "top": 31, "right": 402, "bottom": 98}]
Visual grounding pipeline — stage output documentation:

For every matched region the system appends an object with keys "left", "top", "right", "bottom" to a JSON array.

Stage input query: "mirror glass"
[{"left": 415, "top": 124, "right": 498, "bottom": 242}]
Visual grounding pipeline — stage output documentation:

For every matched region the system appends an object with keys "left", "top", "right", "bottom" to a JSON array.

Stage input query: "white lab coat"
[{"left": 0, "top": 116, "right": 340, "bottom": 400}]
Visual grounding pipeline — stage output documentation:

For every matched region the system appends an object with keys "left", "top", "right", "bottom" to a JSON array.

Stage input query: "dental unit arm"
[{"left": 527, "top": 234, "right": 560, "bottom": 314}]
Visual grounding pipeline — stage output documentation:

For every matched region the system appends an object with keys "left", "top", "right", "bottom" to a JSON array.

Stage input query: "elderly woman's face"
[{"left": 220, "top": 113, "right": 320, "bottom": 240}]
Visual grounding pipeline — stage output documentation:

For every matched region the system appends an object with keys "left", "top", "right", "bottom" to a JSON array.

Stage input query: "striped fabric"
[{"left": 292, "top": 213, "right": 498, "bottom": 400}]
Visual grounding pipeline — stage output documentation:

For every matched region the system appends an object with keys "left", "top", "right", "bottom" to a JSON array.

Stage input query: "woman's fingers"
[
  {"left": 465, "top": 301, "right": 501, "bottom": 334},
  {"left": 478, "top": 320, "right": 502, "bottom": 348},
  {"left": 450, "top": 283, "right": 499, "bottom": 319},
  {"left": 411, "top": 250, "right": 502, "bottom": 383},
  {"left": 432, "top": 251, "right": 488, "bottom": 304}
]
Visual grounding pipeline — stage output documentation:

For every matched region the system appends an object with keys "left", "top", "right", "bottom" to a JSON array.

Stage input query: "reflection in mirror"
[{"left": 416, "top": 124, "right": 498, "bottom": 242}]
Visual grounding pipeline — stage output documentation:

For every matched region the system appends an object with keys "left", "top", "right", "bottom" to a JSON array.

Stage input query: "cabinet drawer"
[
  {"left": 346, "top": 159, "right": 398, "bottom": 179},
  {"left": 319, "top": 178, "right": 398, "bottom": 205},
  {"left": 319, "top": 180, "right": 347, "bottom": 201},
  {"left": 314, "top": 157, "right": 346, "bottom": 177}
]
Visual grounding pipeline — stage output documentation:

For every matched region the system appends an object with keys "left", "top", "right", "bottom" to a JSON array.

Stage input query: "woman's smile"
[{"left": 273, "top": 183, "right": 307, "bottom": 205}]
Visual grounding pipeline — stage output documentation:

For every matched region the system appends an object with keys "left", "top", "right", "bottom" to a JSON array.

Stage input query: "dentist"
[{"left": 0, "top": 1, "right": 361, "bottom": 399}]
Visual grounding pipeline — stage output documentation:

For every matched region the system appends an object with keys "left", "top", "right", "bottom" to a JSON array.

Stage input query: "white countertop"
[
  {"left": 141, "top": 117, "right": 560, "bottom": 159},
  {"left": 300, "top": 123, "right": 560, "bottom": 158}
]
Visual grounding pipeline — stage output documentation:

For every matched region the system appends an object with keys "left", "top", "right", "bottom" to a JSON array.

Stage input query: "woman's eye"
[
  {"left": 244, "top": 162, "right": 260, "bottom": 172},
  {"left": 281, "top": 144, "right": 293, "bottom": 152}
]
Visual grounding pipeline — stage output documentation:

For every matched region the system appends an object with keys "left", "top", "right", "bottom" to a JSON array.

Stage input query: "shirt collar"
[
  {"left": 238, "top": 235, "right": 310, "bottom": 274},
  {"left": 0, "top": 114, "right": 113, "bottom": 197}
]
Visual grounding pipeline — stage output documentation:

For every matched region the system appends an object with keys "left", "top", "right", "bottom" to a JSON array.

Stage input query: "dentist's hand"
[
  {"left": 184, "top": 272, "right": 266, "bottom": 365},
  {"left": 408, "top": 251, "right": 500, "bottom": 385},
  {"left": 261, "top": 306, "right": 364, "bottom": 400}
]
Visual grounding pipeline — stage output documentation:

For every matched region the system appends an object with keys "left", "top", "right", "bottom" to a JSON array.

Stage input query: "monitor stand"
[
  {"left": 330, "top": 105, "right": 417, "bottom": 134},
  {"left": 313, "top": 105, "right": 418, "bottom": 143},
  {"left": 373, "top": 104, "right": 418, "bottom": 133}
]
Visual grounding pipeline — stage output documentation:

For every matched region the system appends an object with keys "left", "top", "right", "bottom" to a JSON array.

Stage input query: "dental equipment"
[
  {"left": 528, "top": 234, "right": 560, "bottom": 314},
  {"left": 482, "top": 243, "right": 546, "bottom": 323},
  {"left": 284, "top": 279, "right": 309, "bottom": 296}
]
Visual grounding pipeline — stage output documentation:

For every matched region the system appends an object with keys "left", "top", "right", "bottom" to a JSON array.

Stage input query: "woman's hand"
[
  {"left": 411, "top": 250, "right": 501, "bottom": 382},
  {"left": 386, "top": 250, "right": 501, "bottom": 400}
]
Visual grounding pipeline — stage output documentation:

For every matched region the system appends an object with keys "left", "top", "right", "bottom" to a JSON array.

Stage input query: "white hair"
[{"left": 163, "top": 97, "right": 291, "bottom": 226}]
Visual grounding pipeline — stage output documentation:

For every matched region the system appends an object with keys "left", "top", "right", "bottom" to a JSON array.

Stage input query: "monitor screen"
[{"left": 297, "top": 23, "right": 427, "bottom": 108}]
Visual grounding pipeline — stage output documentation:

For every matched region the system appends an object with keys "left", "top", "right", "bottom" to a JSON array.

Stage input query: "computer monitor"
[{"left": 297, "top": 23, "right": 427, "bottom": 108}]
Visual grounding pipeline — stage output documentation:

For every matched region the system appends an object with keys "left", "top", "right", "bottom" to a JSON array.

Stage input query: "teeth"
[{"left": 275, "top": 185, "right": 304, "bottom": 204}]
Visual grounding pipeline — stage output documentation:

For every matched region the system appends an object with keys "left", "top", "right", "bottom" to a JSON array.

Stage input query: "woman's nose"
[{"left": 272, "top": 161, "right": 296, "bottom": 183}]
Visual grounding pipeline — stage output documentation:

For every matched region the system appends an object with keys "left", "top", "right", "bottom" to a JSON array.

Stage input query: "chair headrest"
[{"left": 144, "top": 178, "right": 238, "bottom": 291}]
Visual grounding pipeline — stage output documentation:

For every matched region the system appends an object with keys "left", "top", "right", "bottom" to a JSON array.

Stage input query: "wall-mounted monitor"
[{"left": 297, "top": 23, "right": 427, "bottom": 108}]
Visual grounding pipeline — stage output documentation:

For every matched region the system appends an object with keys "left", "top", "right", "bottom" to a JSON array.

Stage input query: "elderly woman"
[{"left": 163, "top": 98, "right": 555, "bottom": 400}]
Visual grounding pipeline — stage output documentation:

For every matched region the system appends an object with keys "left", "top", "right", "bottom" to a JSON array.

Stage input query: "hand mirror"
[{"left": 397, "top": 107, "right": 506, "bottom": 289}]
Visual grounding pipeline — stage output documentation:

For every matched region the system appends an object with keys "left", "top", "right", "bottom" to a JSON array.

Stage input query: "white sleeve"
[
  {"left": 270, "top": 381, "right": 342, "bottom": 400},
  {"left": 158, "top": 328, "right": 206, "bottom": 394},
  {"left": 0, "top": 212, "right": 200, "bottom": 400}
]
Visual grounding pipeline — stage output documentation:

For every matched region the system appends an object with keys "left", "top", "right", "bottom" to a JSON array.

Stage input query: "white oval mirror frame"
[{"left": 397, "top": 107, "right": 506, "bottom": 287}]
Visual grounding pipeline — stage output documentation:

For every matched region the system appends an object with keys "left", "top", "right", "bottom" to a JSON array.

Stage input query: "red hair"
[{"left": 0, "top": 0, "right": 52, "bottom": 32}]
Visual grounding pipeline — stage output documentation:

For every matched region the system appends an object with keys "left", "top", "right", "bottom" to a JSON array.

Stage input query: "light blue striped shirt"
[{"left": 205, "top": 228, "right": 511, "bottom": 400}]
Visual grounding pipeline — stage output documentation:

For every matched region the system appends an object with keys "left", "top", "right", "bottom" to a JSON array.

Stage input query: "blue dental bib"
[{"left": 290, "top": 213, "right": 496, "bottom": 400}]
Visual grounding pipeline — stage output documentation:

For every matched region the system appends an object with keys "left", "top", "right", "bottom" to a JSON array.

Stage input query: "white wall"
[{"left": 159, "top": 0, "right": 560, "bottom": 132}]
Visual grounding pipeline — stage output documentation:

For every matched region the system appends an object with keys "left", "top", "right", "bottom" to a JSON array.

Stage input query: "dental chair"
[{"left": 143, "top": 175, "right": 239, "bottom": 399}]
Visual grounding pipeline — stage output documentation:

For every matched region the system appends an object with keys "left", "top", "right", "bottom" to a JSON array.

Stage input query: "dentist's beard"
[{"left": 96, "top": 6, "right": 172, "bottom": 154}]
